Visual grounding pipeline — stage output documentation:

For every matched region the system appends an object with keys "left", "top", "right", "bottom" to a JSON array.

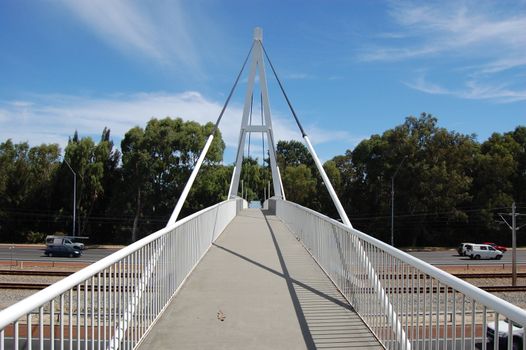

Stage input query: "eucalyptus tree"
[
  {"left": 62, "top": 128, "right": 120, "bottom": 238},
  {"left": 349, "top": 113, "right": 477, "bottom": 245},
  {"left": 0, "top": 140, "right": 61, "bottom": 241},
  {"left": 281, "top": 164, "right": 317, "bottom": 205},
  {"left": 120, "top": 117, "right": 225, "bottom": 242},
  {"left": 470, "top": 126, "right": 526, "bottom": 242},
  {"left": 317, "top": 160, "right": 343, "bottom": 219},
  {"left": 276, "top": 140, "right": 314, "bottom": 169}
]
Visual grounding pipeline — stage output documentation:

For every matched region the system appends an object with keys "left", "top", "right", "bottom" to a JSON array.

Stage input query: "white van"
[
  {"left": 465, "top": 244, "right": 503, "bottom": 260},
  {"left": 458, "top": 242, "right": 475, "bottom": 256}
]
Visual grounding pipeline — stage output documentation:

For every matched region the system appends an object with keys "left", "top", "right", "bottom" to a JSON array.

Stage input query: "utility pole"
[
  {"left": 391, "top": 156, "right": 407, "bottom": 246},
  {"left": 498, "top": 202, "right": 525, "bottom": 286},
  {"left": 512, "top": 202, "right": 516, "bottom": 286},
  {"left": 64, "top": 159, "right": 77, "bottom": 237}
]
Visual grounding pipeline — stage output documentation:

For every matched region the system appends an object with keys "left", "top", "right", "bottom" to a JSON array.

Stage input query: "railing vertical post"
[
  {"left": 26, "top": 314, "right": 31, "bottom": 350},
  {"left": 452, "top": 290, "right": 456, "bottom": 348},
  {"left": 59, "top": 295, "right": 64, "bottom": 350},
  {"left": 471, "top": 301, "right": 476, "bottom": 349},
  {"left": 14, "top": 321, "right": 18, "bottom": 350},
  {"left": 84, "top": 279, "right": 88, "bottom": 350},
  {"left": 50, "top": 300, "right": 54, "bottom": 350},
  {"left": 461, "top": 296, "right": 465, "bottom": 350}
]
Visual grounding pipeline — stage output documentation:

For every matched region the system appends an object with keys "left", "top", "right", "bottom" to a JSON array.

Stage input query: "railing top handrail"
[
  {"left": 0, "top": 199, "right": 236, "bottom": 330},
  {"left": 277, "top": 199, "right": 526, "bottom": 324}
]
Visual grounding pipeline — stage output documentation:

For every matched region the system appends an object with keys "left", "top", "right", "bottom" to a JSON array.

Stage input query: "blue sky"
[{"left": 1, "top": 0, "right": 525, "bottom": 163}]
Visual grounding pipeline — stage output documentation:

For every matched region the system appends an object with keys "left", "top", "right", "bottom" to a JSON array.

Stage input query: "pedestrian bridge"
[
  {"left": 138, "top": 208, "right": 381, "bottom": 349},
  {"left": 1, "top": 198, "right": 526, "bottom": 350},
  {"left": 2, "top": 27, "right": 526, "bottom": 349}
]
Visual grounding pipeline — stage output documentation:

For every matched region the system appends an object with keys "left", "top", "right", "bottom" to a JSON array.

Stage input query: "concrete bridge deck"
[{"left": 138, "top": 209, "right": 382, "bottom": 349}]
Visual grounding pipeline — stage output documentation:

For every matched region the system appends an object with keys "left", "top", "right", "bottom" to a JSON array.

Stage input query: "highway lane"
[
  {"left": 1, "top": 245, "right": 524, "bottom": 266},
  {"left": 0, "top": 245, "right": 121, "bottom": 264},
  {"left": 406, "top": 248, "right": 526, "bottom": 265}
]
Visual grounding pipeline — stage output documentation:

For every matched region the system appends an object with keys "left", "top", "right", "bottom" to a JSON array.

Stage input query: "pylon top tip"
[{"left": 253, "top": 27, "right": 263, "bottom": 41}]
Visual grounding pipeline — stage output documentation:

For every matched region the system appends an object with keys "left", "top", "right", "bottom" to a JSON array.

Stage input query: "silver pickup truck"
[{"left": 45, "top": 236, "right": 85, "bottom": 250}]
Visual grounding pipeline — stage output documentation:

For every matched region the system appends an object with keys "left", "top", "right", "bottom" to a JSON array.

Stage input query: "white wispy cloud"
[
  {"left": 361, "top": 1, "right": 526, "bottom": 103},
  {"left": 0, "top": 109, "right": 8, "bottom": 123},
  {"left": 403, "top": 74, "right": 451, "bottom": 96},
  {"left": 1, "top": 92, "right": 239, "bottom": 150},
  {"left": 0, "top": 91, "right": 351, "bottom": 160},
  {"left": 58, "top": 0, "right": 200, "bottom": 70},
  {"left": 372, "top": 1, "right": 526, "bottom": 62},
  {"left": 461, "top": 81, "right": 526, "bottom": 103},
  {"left": 476, "top": 58, "right": 526, "bottom": 75},
  {"left": 405, "top": 74, "right": 526, "bottom": 102},
  {"left": 284, "top": 73, "right": 313, "bottom": 80}
]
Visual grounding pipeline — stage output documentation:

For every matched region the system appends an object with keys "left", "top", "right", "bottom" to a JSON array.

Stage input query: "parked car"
[
  {"left": 486, "top": 319, "right": 524, "bottom": 349},
  {"left": 458, "top": 242, "right": 475, "bottom": 256},
  {"left": 44, "top": 245, "right": 81, "bottom": 258},
  {"left": 466, "top": 244, "right": 503, "bottom": 260},
  {"left": 483, "top": 242, "right": 508, "bottom": 253}
]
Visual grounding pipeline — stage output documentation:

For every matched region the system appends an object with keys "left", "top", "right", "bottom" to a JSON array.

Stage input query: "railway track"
[
  {"left": 1, "top": 280, "right": 525, "bottom": 293},
  {"left": 1, "top": 269, "right": 525, "bottom": 281},
  {"left": 385, "top": 285, "right": 526, "bottom": 293},
  {"left": 0, "top": 269, "right": 72, "bottom": 277},
  {"left": 0, "top": 282, "right": 133, "bottom": 291},
  {"left": 0, "top": 282, "right": 51, "bottom": 290},
  {"left": 377, "top": 272, "right": 526, "bottom": 280},
  {"left": 452, "top": 272, "right": 526, "bottom": 279},
  {"left": 0, "top": 269, "right": 134, "bottom": 277}
]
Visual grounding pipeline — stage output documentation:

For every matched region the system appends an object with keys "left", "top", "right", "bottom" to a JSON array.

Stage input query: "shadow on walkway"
[{"left": 214, "top": 210, "right": 381, "bottom": 349}]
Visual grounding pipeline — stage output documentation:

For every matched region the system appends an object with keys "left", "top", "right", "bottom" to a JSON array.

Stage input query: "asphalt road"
[
  {"left": 0, "top": 245, "right": 525, "bottom": 266},
  {"left": 406, "top": 248, "right": 526, "bottom": 265},
  {"left": 0, "top": 245, "right": 120, "bottom": 264}
]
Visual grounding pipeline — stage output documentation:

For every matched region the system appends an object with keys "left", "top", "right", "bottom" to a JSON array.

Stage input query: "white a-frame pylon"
[{"left": 229, "top": 27, "right": 284, "bottom": 200}]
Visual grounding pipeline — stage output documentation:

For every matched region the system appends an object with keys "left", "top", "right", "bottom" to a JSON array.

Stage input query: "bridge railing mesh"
[
  {"left": 0, "top": 198, "right": 243, "bottom": 350},
  {"left": 275, "top": 199, "right": 526, "bottom": 350}
]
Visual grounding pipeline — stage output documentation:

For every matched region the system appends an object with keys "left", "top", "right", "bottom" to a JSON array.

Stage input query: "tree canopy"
[{"left": 0, "top": 114, "right": 524, "bottom": 247}]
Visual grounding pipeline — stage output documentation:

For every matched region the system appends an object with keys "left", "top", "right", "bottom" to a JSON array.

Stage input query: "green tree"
[
  {"left": 349, "top": 114, "right": 477, "bottom": 245},
  {"left": 276, "top": 140, "right": 313, "bottom": 169},
  {"left": 317, "top": 160, "right": 342, "bottom": 218},
  {"left": 120, "top": 117, "right": 225, "bottom": 242},
  {"left": 187, "top": 165, "right": 232, "bottom": 210},
  {"left": 282, "top": 164, "right": 317, "bottom": 204},
  {"left": 0, "top": 140, "right": 60, "bottom": 241},
  {"left": 470, "top": 126, "right": 526, "bottom": 242},
  {"left": 63, "top": 129, "right": 120, "bottom": 239},
  {"left": 238, "top": 157, "right": 265, "bottom": 201},
  {"left": 511, "top": 127, "right": 526, "bottom": 204}
]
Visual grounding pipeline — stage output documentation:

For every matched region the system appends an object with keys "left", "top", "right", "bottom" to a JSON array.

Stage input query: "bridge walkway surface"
[{"left": 138, "top": 209, "right": 383, "bottom": 349}]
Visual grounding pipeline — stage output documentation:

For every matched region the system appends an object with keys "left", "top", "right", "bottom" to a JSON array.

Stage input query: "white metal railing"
[
  {"left": 0, "top": 198, "right": 244, "bottom": 350},
  {"left": 275, "top": 199, "right": 526, "bottom": 350}
]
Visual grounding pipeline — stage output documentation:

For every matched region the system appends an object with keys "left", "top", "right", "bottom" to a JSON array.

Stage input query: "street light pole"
[
  {"left": 498, "top": 202, "right": 525, "bottom": 287},
  {"left": 391, "top": 156, "right": 407, "bottom": 246},
  {"left": 512, "top": 202, "right": 517, "bottom": 286},
  {"left": 64, "top": 159, "right": 77, "bottom": 237}
]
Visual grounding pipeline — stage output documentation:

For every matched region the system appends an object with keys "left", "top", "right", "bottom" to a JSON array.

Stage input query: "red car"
[{"left": 483, "top": 242, "right": 507, "bottom": 253}]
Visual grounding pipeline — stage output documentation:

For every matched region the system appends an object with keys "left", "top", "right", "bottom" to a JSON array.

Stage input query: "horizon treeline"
[{"left": 0, "top": 113, "right": 524, "bottom": 247}]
